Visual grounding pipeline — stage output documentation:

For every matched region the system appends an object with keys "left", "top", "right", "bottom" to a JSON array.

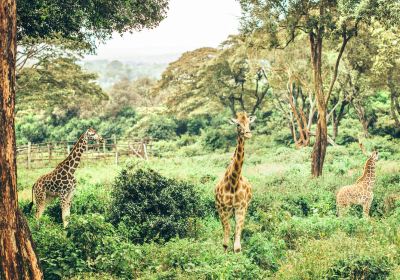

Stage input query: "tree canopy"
[{"left": 17, "top": 0, "right": 169, "bottom": 51}]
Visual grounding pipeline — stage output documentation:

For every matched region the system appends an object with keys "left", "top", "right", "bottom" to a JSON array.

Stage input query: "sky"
[{"left": 84, "top": 0, "right": 242, "bottom": 62}]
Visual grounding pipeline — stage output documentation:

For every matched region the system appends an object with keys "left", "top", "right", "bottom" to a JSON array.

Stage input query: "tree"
[
  {"left": 370, "top": 24, "right": 400, "bottom": 128},
  {"left": 1, "top": 0, "right": 169, "bottom": 278},
  {"left": 16, "top": 57, "right": 107, "bottom": 115},
  {"left": 239, "top": 0, "right": 382, "bottom": 176},
  {"left": 105, "top": 77, "right": 157, "bottom": 116},
  {"left": 0, "top": 0, "right": 43, "bottom": 278},
  {"left": 155, "top": 47, "right": 218, "bottom": 117},
  {"left": 157, "top": 37, "right": 271, "bottom": 117},
  {"left": 17, "top": 0, "right": 168, "bottom": 50},
  {"left": 197, "top": 35, "right": 270, "bottom": 116}
]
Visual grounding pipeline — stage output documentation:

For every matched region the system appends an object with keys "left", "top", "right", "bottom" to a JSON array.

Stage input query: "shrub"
[
  {"left": 30, "top": 217, "right": 87, "bottom": 280},
  {"left": 202, "top": 126, "right": 236, "bottom": 150},
  {"left": 109, "top": 168, "right": 205, "bottom": 243},
  {"left": 245, "top": 233, "right": 286, "bottom": 272},
  {"left": 327, "top": 257, "right": 391, "bottom": 280},
  {"left": 275, "top": 233, "right": 395, "bottom": 279},
  {"left": 71, "top": 183, "right": 111, "bottom": 215},
  {"left": 144, "top": 116, "right": 178, "bottom": 140},
  {"left": 15, "top": 114, "right": 50, "bottom": 144},
  {"left": 66, "top": 214, "right": 116, "bottom": 261}
]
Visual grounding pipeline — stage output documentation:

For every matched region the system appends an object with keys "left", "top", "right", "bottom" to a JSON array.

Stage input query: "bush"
[
  {"left": 202, "top": 126, "right": 236, "bottom": 150},
  {"left": 66, "top": 214, "right": 116, "bottom": 261},
  {"left": 109, "top": 168, "right": 205, "bottom": 243},
  {"left": 327, "top": 257, "right": 391, "bottom": 280},
  {"left": 30, "top": 217, "right": 87, "bottom": 280},
  {"left": 16, "top": 114, "right": 50, "bottom": 144},
  {"left": 275, "top": 233, "right": 395, "bottom": 279},
  {"left": 144, "top": 116, "right": 178, "bottom": 140}
]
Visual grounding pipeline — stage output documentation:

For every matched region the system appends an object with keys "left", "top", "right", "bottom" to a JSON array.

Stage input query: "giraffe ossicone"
[
  {"left": 336, "top": 143, "right": 379, "bottom": 218},
  {"left": 28, "top": 128, "right": 103, "bottom": 227},
  {"left": 215, "top": 111, "right": 256, "bottom": 253}
]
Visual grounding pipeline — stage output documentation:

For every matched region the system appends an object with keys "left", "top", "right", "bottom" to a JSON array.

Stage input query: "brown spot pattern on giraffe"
[{"left": 31, "top": 129, "right": 102, "bottom": 227}]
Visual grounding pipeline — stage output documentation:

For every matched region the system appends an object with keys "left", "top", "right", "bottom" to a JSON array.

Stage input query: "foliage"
[
  {"left": 17, "top": 0, "right": 169, "bottom": 50},
  {"left": 103, "top": 77, "right": 157, "bottom": 115},
  {"left": 17, "top": 58, "right": 107, "bottom": 114},
  {"left": 15, "top": 107, "right": 137, "bottom": 144},
  {"left": 109, "top": 168, "right": 205, "bottom": 243},
  {"left": 17, "top": 134, "right": 400, "bottom": 279}
]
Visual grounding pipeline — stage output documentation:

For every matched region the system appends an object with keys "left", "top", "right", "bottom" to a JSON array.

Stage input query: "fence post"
[
  {"left": 113, "top": 135, "right": 118, "bottom": 165},
  {"left": 47, "top": 143, "right": 52, "bottom": 163},
  {"left": 27, "top": 142, "right": 31, "bottom": 169},
  {"left": 103, "top": 140, "right": 106, "bottom": 155},
  {"left": 67, "top": 143, "right": 71, "bottom": 154},
  {"left": 142, "top": 142, "right": 148, "bottom": 160}
]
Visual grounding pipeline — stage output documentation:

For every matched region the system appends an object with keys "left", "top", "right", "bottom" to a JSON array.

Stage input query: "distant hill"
[{"left": 83, "top": 54, "right": 181, "bottom": 88}]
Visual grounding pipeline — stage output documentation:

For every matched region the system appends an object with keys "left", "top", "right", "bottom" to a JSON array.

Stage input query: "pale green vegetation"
[
  {"left": 19, "top": 134, "right": 400, "bottom": 279},
  {"left": 10, "top": 0, "right": 400, "bottom": 278}
]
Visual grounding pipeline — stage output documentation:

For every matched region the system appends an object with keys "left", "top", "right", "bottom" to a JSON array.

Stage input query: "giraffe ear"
[
  {"left": 249, "top": 116, "right": 256, "bottom": 123},
  {"left": 229, "top": 118, "right": 238, "bottom": 125}
]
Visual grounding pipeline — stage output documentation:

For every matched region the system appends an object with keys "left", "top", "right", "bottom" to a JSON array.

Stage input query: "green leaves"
[
  {"left": 17, "top": 0, "right": 169, "bottom": 50},
  {"left": 17, "top": 57, "right": 107, "bottom": 113}
]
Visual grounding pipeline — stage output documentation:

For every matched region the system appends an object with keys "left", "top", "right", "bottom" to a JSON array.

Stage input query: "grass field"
[{"left": 18, "top": 135, "right": 400, "bottom": 279}]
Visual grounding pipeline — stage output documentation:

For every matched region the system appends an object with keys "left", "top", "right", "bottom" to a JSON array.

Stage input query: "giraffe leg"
[
  {"left": 35, "top": 191, "right": 46, "bottom": 220},
  {"left": 363, "top": 201, "right": 371, "bottom": 217},
  {"left": 233, "top": 208, "right": 246, "bottom": 253},
  {"left": 218, "top": 208, "right": 233, "bottom": 252},
  {"left": 61, "top": 191, "right": 74, "bottom": 228}
]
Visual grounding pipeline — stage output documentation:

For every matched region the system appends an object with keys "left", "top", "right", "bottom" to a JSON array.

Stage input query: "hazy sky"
[{"left": 85, "top": 0, "right": 241, "bottom": 61}]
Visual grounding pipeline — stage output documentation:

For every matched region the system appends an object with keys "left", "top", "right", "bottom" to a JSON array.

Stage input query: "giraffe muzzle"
[{"left": 244, "top": 132, "right": 252, "bottom": 139}]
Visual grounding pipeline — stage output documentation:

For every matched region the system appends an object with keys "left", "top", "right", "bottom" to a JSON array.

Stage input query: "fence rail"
[{"left": 17, "top": 137, "right": 152, "bottom": 169}]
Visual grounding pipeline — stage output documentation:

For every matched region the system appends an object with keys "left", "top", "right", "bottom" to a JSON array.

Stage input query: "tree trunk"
[
  {"left": 388, "top": 69, "right": 400, "bottom": 128},
  {"left": 310, "top": 30, "right": 327, "bottom": 177},
  {"left": 312, "top": 107, "right": 327, "bottom": 177},
  {"left": 353, "top": 101, "right": 370, "bottom": 138},
  {"left": 332, "top": 119, "right": 338, "bottom": 141},
  {"left": 0, "top": 0, "right": 43, "bottom": 279}
]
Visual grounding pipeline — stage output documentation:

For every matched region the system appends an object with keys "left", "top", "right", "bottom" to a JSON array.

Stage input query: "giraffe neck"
[
  {"left": 226, "top": 134, "right": 245, "bottom": 189},
  {"left": 59, "top": 133, "right": 88, "bottom": 174},
  {"left": 357, "top": 158, "right": 376, "bottom": 190}
]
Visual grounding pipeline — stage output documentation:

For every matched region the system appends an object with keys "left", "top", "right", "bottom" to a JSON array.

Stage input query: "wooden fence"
[{"left": 17, "top": 137, "right": 152, "bottom": 169}]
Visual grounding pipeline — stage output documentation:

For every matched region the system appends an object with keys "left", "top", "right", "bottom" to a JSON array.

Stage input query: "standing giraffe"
[
  {"left": 336, "top": 142, "right": 379, "bottom": 217},
  {"left": 215, "top": 112, "right": 256, "bottom": 253},
  {"left": 28, "top": 128, "right": 103, "bottom": 227}
]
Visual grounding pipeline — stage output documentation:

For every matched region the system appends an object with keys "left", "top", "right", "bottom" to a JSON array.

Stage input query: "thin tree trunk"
[
  {"left": 388, "top": 70, "right": 400, "bottom": 128},
  {"left": 310, "top": 28, "right": 327, "bottom": 177},
  {"left": 0, "top": 0, "right": 43, "bottom": 278}
]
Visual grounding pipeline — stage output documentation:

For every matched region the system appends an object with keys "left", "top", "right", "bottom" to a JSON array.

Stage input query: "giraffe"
[
  {"left": 28, "top": 128, "right": 103, "bottom": 227},
  {"left": 336, "top": 142, "right": 379, "bottom": 217},
  {"left": 215, "top": 112, "right": 256, "bottom": 253}
]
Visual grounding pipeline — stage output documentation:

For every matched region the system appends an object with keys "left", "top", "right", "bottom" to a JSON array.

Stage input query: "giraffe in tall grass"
[
  {"left": 28, "top": 128, "right": 103, "bottom": 227},
  {"left": 215, "top": 112, "right": 256, "bottom": 252},
  {"left": 336, "top": 141, "right": 378, "bottom": 217}
]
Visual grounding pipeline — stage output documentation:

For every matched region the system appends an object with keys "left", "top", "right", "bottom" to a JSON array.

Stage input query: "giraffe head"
[
  {"left": 359, "top": 140, "right": 379, "bottom": 161},
  {"left": 229, "top": 112, "right": 256, "bottom": 139},
  {"left": 370, "top": 150, "right": 379, "bottom": 161},
  {"left": 85, "top": 128, "right": 104, "bottom": 143}
]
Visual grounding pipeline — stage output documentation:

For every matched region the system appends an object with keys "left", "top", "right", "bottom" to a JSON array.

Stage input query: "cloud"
[{"left": 85, "top": 0, "right": 241, "bottom": 61}]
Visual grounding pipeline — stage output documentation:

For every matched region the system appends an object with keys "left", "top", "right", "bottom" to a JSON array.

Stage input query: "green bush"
[
  {"left": 202, "top": 126, "right": 236, "bottom": 150},
  {"left": 109, "top": 168, "right": 205, "bottom": 243},
  {"left": 16, "top": 114, "right": 50, "bottom": 144},
  {"left": 275, "top": 233, "right": 395, "bottom": 279},
  {"left": 327, "top": 256, "right": 391, "bottom": 280},
  {"left": 144, "top": 116, "right": 178, "bottom": 140},
  {"left": 71, "top": 183, "right": 111, "bottom": 216},
  {"left": 30, "top": 217, "right": 87, "bottom": 280},
  {"left": 245, "top": 233, "right": 286, "bottom": 272},
  {"left": 66, "top": 214, "right": 116, "bottom": 261}
]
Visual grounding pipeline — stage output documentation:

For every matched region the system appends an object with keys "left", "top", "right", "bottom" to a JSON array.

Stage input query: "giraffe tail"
[{"left": 27, "top": 183, "right": 35, "bottom": 213}]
